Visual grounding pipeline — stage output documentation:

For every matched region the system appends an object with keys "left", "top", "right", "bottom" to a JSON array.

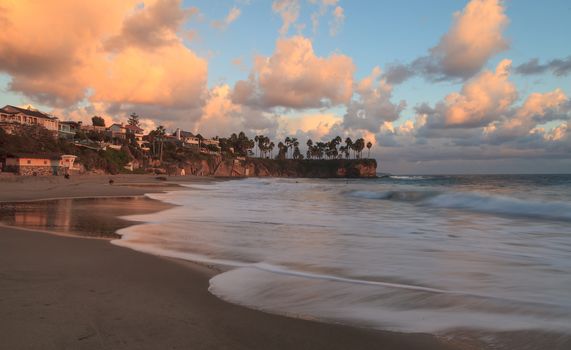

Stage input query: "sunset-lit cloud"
[
  {"left": 308, "top": 0, "right": 344, "bottom": 36},
  {"left": 443, "top": 59, "right": 516, "bottom": 127},
  {"left": 0, "top": 0, "right": 569, "bottom": 173},
  {"left": 384, "top": 0, "right": 508, "bottom": 84},
  {"left": 232, "top": 36, "right": 355, "bottom": 109},
  {"left": 272, "top": 0, "right": 301, "bottom": 36},
  {"left": 0, "top": 0, "right": 207, "bottom": 112},
  {"left": 281, "top": 113, "right": 342, "bottom": 140},
  {"left": 343, "top": 66, "right": 406, "bottom": 132},
  {"left": 212, "top": 6, "right": 241, "bottom": 30},
  {"left": 194, "top": 84, "right": 279, "bottom": 138}
]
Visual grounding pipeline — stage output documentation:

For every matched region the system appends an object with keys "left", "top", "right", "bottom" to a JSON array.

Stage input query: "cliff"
[{"left": 176, "top": 158, "right": 377, "bottom": 178}]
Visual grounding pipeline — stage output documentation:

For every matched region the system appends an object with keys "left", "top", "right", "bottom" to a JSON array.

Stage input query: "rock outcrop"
[{"left": 178, "top": 158, "right": 377, "bottom": 178}]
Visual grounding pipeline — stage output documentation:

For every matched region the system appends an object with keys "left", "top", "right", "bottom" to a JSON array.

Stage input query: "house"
[
  {"left": 108, "top": 123, "right": 126, "bottom": 139},
  {"left": 80, "top": 124, "right": 107, "bottom": 133},
  {"left": 173, "top": 128, "right": 220, "bottom": 153},
  {"left": 124, "top": 124, "right": 145, "bottom": 147},
  {"left": 174, "top": 128, "right": 200, "bottom": 146},
  {"left": 2, "top": 154, "right": 79, "bottom": 176},
  {"left": 3, "top": 154, "right": 61, "bottom": 176},
  {"left": 0, "top": 105, "right": 59, "bottom": 134},
  {"left": 58, "top": 121, "right": 81, "bottom": 139}
]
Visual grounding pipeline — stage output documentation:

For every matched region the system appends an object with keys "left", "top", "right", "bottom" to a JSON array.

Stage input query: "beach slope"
[{"left": 0, "top": 226, "right": 455, "bottom": 350}]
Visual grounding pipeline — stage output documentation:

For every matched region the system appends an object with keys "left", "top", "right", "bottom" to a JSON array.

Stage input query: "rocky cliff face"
[{"left": 178, "top": 158, "right": 377, "bottom": 178}]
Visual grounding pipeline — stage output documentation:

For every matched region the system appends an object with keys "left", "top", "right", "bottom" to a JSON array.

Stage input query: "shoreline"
[{"left": 0, "top": 175, "right": 457, "bottom": 349}]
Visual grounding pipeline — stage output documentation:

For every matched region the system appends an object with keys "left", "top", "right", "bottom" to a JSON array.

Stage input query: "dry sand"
[{"left": 0, "top": 175, "right": 458, "bottom": 349}]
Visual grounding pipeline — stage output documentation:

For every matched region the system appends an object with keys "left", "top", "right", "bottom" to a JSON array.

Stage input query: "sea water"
[{"left": 112, "top": 175, "right": 571, "bottom": 346}]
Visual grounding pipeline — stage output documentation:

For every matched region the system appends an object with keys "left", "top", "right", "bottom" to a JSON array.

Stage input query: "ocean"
[{"left": 112, "top": 175, "right": 571, "bottom": 347}]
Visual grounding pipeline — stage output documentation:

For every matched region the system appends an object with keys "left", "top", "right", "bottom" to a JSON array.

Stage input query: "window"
[
  {"left": 44, "top": 160, "right": 48, "bottom": 165},
  {"left": 27, "top": 160, "right": 31, "bottom": 164}
]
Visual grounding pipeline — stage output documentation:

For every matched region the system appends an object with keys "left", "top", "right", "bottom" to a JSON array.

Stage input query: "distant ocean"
[{"left": 113, "top": 174, "right": 571, "bottom": 346}]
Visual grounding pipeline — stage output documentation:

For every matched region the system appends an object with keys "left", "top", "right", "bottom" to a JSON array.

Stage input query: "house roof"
[
  {"left": 172, "top": 130, "right": 195, "bottom": 138},
  {"left": 0, "top": 105, "right": 57, "bottom": 120},
  {"left": 6, "top": 152, "right": 61, "bottom": 160},
  {"left": 124, "top": 124, "right": 144, "bottom": 132},
  {"left": 60, "top": 121, "right": 80, "bottom": 126}
]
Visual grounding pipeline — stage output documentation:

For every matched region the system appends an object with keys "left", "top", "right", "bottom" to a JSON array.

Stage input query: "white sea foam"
[
  {"left": 114, "top": 176, "right": 571, "bottom": 341},
  {"left": 348, "top": 189, "right": 571, "bottom": 221}
]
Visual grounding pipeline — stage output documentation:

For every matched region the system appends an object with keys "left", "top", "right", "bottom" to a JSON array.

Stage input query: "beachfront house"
[
  {"left": 2, "top": 154, "right": 79, "bottom": 176},
  {"left": 58, "top": 121, "right": 81, "bottom": 140},
  {"left": 125, "top": 124, "right": 145, "bottom": 147},
  {"left": 108, "top": 123, "right": 127, "bottom": 139},
  {"left": 174, "top": 128, "right": 200, "bottom": 146},
  {"left": 80, "top": 124, "right": 107, "bottom": 133},
  {"left": 173, "top": 128, "right": 221, "bottom": 153},
  {"left": 0, "top": 105, "right": 59, "bottom": 135},
  {"left": 3, "top": 154, "right": 61, "bottom": 176}
]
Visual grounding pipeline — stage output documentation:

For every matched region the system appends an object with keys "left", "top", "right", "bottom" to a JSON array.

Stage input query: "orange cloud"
[
  {"left": 343, "top": 67, "right": 406, "bottom": 132},
  {"left": 384, "top": 0, "right": 509, "bottom": 84},
  {"left": 433, "top": 0, "right": 508, "bottom": 79},
  {"left": 281, "top": 113, "right": 342, "bottom": 140},
  {"left": 193, "top": 85, "right": 278, "bottom": 138},
  {"left": 233, "top": 36, "right": 355, "bottom": 109},
  {"left": 272, "top": 0, "right": 301, "bottom": 36},
  {"left": 0, "top": 0, "right": 207, "bottom": 111},
  {"left": 444, "top": 59, "right": 516, "bottom": 127}
]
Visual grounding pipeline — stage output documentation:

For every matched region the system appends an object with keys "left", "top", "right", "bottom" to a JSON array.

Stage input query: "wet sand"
[
  {"left": 0, "top": 197, "right": 173, "bottom": 238},
  {"left": 0, "top": 175, "right": 458, "bottom": 349}
]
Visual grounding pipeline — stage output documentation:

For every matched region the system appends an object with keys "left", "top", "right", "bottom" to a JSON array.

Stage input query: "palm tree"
[
  {"left": 291, "top": 137, "right": 299, "bottom": 159},
  {"left": 354, "top": 138, "right": 365, "bottom": 159},
  {"left": 366, "top": 141, "right": 373, "bottom": 158},
  {"left": 306, "top": 139, "right": 313, "bottom": 159},
  {"left": 269, "top": 142, "right": 275, "bottom": 158},
  {"left": 345, "top": 137, "right": 353, "bottom": 159},
  {"left": 153, "top": 125, "right": 166, "bottom": 161}
]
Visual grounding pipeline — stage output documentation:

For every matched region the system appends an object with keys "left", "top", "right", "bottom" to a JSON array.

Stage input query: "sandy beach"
[{"left": 0, "top": 175, "right": 457, "bottom": 350}]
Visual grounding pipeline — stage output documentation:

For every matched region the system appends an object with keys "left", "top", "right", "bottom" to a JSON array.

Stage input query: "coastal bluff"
[{"left": 179, "top": 158, "right": 378, "bottom": 178}]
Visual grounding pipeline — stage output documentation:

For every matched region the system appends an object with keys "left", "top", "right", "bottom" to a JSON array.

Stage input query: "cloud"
[
  {"left": 281, "top": 113, "right": 342, "bottom": 140},
  {"left": 514, "top": 56, "right": 571, "bottom": 77},
  {"left": 441, "top": 59, "right": 516, "bottom": 127},
  {"left": 105, "top": 0, "right": 198, "bottom": 51},
  {"left": 193, "top": 85, "right": 279, "bottom": 138},
  {"left": 330, "top": 6, "right": 345, "bottom": 36},
  {"left": 384, "top": 0, "right": 508, "bottom": 84},
  {"left": 272, "top": 0, "right": 301, "bottom": 36},
  {"left": 483, "top": 88, "right": 570, "bottom": 143},
  {"left": 308, "top": 0, "right": 344, "bottom": 36},
  {"left": 232, "top": 36, "right": 355, "bottom": 109},
  {"left": 92, "top": 44, "right": 207, "bottom": 108},
  {"left": 212, "top": 6, "right": 241, "bottom": 30},
  {"left": 0, "top": 0, "right": 208, "bottom": 118},
  {"left": 343, "top": 66, "right": 407, "bottom": 132}
]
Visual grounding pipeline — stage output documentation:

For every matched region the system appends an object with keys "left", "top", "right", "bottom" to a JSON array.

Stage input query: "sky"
[{"left": 0, "top": 0, "right": 570, "bottom": 174}]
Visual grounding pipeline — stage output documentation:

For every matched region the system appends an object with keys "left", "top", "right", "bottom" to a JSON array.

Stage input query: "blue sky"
[{"left": 1, "top": 0, "right": 570, "bottom": 173}]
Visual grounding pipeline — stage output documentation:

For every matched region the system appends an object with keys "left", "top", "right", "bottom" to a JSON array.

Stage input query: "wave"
[
  {"left": 349, "top": 190, "right": 571, "bottom": 221},
  {"left": 389, "top": 175, "right": 432, "bottom": 180}
]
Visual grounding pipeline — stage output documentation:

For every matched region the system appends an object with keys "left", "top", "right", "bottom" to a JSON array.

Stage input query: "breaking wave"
[{"left": 349, "top": 190, "right": 571, "bottom": 221}]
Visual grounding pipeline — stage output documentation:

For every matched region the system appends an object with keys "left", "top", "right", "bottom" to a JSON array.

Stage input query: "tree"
[
  {"left": 293, "top": 146, "right": 303, "bottom": 160},
  {"left": 92, "top": 116, "right": 105, "bottom": 127},
  {"left": 366, "top": 141, "right": 373, "bottom": 158},
  {"left": 354, "top": 138, "right": 365, "bottom": 159},
  {"left": 345, "top": 137, "right": 353, "bottom": 159},
  {"left": 128, "top": 113, "right": 140, "bottom": 127},
  {"left": 269, "top": 142, "right": 275, "bottom": 158},
  {"left": 276, "top": 142, "right": 287, "bottom": 160}
]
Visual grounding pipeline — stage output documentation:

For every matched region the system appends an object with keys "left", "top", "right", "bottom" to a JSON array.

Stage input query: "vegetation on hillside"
[{"left": 1, "top": 116, "right": 375, "bottom": 175}]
